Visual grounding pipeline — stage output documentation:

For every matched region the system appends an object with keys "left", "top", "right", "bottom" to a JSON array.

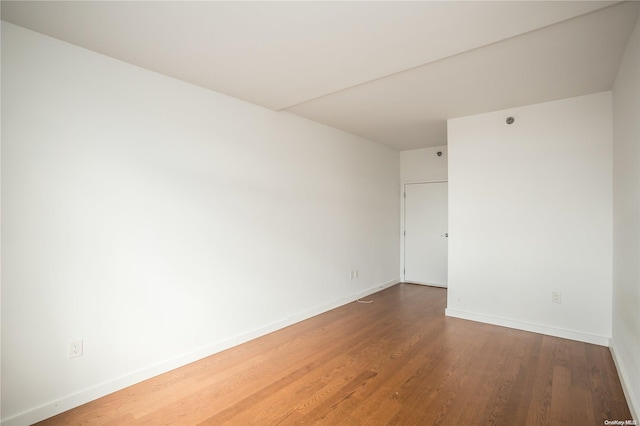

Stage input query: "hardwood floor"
[{"left": 37, "top": 284, "right": 631, "bottom": 425}]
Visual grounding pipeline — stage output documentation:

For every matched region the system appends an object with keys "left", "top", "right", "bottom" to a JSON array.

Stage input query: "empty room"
[{"left": 1, "top": 1, "right": 639, "bottom": 425}]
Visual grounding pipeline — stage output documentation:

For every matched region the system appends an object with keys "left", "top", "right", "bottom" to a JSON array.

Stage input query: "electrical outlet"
[
  {"left": 552, "top": 292, "right": 562, "bottom": 304},
  {"left": 69, "top": 339, "right": 83, "bottom": 358}
]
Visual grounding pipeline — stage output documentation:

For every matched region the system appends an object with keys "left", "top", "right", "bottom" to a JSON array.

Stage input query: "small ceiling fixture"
[{"left": 506, "top": 117, "right": 515, "bottom": 124}]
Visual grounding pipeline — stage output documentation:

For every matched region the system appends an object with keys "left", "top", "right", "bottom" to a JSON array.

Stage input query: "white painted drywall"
[
  {"left": 612, "top": 12, "right": 640, "bottom": 420},
  {"left": 400, "top": 146, "right": 448, "bottom": 183},
  {"left": 446, "top": 92, "right": 613, "bottom": 345},
  {"left": 0, "top": 22, "right": 400, "bottom": 424}
]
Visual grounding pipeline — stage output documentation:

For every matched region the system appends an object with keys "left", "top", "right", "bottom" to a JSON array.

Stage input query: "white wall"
[
  {"left": 446, "top": 92, "right": 613, "bottom": 346},
  {"left": 612, "top": 12, "right": 640, "bottom": 420},
  {"left": 0, "top": 22, "right": 400, "bottom": 425},
  {"left": 400, "top": 146, "right": 448, "bottom": 183}
]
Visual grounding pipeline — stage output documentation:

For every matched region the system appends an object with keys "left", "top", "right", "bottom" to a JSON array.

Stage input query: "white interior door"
[{"left": 404, "top": 182, "right": 448, "bottom": 287}]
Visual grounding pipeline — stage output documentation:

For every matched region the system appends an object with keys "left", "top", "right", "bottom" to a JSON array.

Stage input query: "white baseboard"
[
  {"left": 357, "top": 277, "right": 399, "bottom": 299},
  {"left": 404, "top": 280, "right": 447, "bottom": 288},
  {"left": 2, "top": 278, "right": 401, "bottom": 426},
  {"left": 445, "top": 308, "right": 610, "bottom": 346},
  {"left": 610, "top": 343, "right": 639, "bottom": 421}
]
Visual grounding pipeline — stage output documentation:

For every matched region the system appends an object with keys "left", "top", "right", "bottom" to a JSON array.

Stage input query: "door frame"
[{"left": 400, "top": 180, "right": 448, "bottom": 285}]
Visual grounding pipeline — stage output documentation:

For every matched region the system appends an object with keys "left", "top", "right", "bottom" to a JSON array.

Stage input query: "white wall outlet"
[
  {"left": 69, "top": 339, "right": 83, "bottom": 358},
  {"left": 552, "top": 291, "right": 562, "bottom": 304}
]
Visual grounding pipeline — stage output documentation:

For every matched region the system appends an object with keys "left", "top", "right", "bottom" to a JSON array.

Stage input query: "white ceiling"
[{"left": 2, "top": 1, "right": 639, "bottom": 150}]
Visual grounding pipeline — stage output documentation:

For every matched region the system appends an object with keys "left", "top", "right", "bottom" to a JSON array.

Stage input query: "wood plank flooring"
[{"left": 37, "top": 284, "right": 632, "bottom": 425}]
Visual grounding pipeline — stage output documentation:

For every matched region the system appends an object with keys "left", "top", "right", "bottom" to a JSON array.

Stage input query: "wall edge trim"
[
  {"left": 610, "top": 343, "right": 640, "bottom": 421},
  {"left": 2, "top": 278, "right": 401, "bottom": 426},
  {"left": 444, "top": 308, "right": 610, "bottom": 346}
]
